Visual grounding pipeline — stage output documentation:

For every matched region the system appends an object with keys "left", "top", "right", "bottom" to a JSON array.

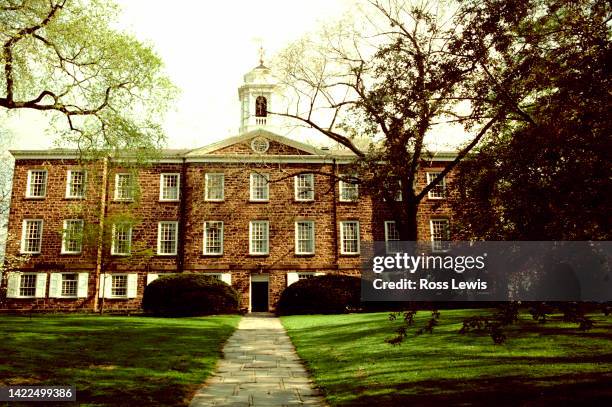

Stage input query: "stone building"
[{"left": 1, "top": 63, "right": 455, "bottom": 312}]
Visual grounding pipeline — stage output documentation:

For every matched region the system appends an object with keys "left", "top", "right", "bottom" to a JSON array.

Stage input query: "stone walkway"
[{"left": 190, "top": 313, "right": 326, "bottom": 407}]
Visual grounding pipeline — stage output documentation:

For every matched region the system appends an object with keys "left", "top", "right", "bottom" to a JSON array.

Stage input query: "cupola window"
[{"left": 255, "top": 96, "right": 267, "bottom": 117}]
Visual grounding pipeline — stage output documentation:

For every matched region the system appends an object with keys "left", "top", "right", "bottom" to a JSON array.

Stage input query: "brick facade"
[{"left": 1, "top": 132, "right": 455, "bottom": 312}]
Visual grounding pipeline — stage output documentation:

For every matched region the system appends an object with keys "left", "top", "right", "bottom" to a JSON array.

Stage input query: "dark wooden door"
[{"left": 251, "top": 281, "right": 268, "bottom": 312}]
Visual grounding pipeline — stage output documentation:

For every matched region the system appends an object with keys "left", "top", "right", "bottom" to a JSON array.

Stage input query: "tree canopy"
[{"left": 0, "top": 0, "right": 176, "bottom": 154}]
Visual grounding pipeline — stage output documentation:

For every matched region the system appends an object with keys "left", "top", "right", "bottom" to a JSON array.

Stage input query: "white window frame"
[
  {"left": 339, "top": 221, "right": 360, "bottom": 255},
  {"left": 111, "top": 223, "right": 132, "bottom": 256},
  {"left": 65, "top": 170, "right": 87, "bottom": 199},
  {"left": 159, "top": 173, "right": 180, "bottom": 201},
  {"left": 20, "top": 219, "right": 43, "bottom": 254},
  {"left": 249, "top": 173, "right": 269, "bottom": 201},
  {"left": 18, "top": 273, "right": 38, "bottom": 298},
  {"left": 61, "top": 219, "right": 84, "bottom": 254},
  {"left": 205, "top": 173, "right": 225, "bottom": 201},
  {"left": 249, "top": 220, "right": 269, "bottom": 255},
  {"left": 384, "top": 220, "right": 401, "bottom": 253},
  {"left": 295, "top": 221, "right": 315, "bottom": 255},
  {"left": 110, "top": 274, "right": 129, "bottom": 298},
  {"left": 294, "top": 174, "right": 315, "bottom": 201},
  {"left": 60, "top": 272, "right": 79, "bottom": 298},
  {"left": 25, "top": 169, "right": 48, "bottom": 198},
  {"left": 114, "top": 173, "right": 134, "bottom": 201},
  {"left": 339, "top": 174, "right": 359, "bottom": 202},
  {"left": 430, "top": 219, "right": 450, "bottom": 252},
  {"left": 426, "top": 172, "right": 447, "bottom": 199},
  {"left": 157, "top": 221, "right": 178, "bottom": 256},
  {"left": 203, "top": 221, "right": 224, "bottom": 255}
]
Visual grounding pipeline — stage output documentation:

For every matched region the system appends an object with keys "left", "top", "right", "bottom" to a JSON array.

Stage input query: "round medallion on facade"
[{"left": 251, "top": 137, "right": 270, "bottom": 154}]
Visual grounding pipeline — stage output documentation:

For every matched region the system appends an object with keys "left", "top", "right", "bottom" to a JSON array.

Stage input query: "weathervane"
[{"left": 258, "top": 45, "right": 265, "bottom": 67}]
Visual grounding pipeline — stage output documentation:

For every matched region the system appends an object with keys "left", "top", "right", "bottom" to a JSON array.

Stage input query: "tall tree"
[
  {"left": 450, "top": 0, "right": 611, "bottom": 240},
  {"left": 273, "top": 0, "right": 525, "bottom": 240},
  {"left": 0, "top": 0, "right": 175, "bottom": 154}
]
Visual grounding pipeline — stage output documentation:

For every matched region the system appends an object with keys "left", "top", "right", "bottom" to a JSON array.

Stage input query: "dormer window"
[{"left": 255, "top": 96, "right": 267, "bottom": 117}]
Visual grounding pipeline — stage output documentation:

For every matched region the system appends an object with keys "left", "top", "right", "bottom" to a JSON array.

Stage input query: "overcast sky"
[{"left": 3, "top": 0, "right": 353, "bottom": 151}]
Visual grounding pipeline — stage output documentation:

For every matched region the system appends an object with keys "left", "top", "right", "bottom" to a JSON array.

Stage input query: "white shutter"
[
  {"left": 127, "top": 273, "right": 138, "bottom": 298},
  {"left": 99, "top": 274, "right": 111, "bottom": 298},
  {"left": 49, "top": 273, "right": 61, "bottom": 298},
  {"left": 98, "top": 273, "right": 105, "bottom": 298},
  {"left": 220, "top": 273, "right": 231, "bottom": 285},
  {"left": 35, "top": 273, "right": 47, "bottom": 298},
  {"left": 6, "top": 273, "right": 19, "bottom": 298},
  {"left": 146, "top": 273, "right": 159, "bottom": 285},
  {"left": 77, "top": 273, "right": 89, "bottom": 298},
  {"left": 287, "top": 272, "right": 299, "bottom": 286},
  {"left": 315, "top": 272, "right": 326, "bottom": 276}
]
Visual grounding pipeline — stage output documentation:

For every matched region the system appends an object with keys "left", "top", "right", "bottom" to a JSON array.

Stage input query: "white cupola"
[{"left": 238, "top": 49, "right": 278, "bottom": 134}]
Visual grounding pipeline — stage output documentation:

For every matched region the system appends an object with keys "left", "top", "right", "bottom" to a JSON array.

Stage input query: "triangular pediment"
[{"left": 186, "top": 130, "right": 326, "bottom": 157}]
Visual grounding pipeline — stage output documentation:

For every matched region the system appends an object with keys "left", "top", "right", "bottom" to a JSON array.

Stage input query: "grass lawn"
[
  {"left": 0, "top": 314, "right": 240, "bottom": 406},
  {"left": 282, "top": 310, "right": 612, "bottom": 406}
]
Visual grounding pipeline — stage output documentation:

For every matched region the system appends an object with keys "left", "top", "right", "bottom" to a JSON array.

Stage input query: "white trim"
[
  {"left": 159, "top": 173, "right": 180, "bottom": 201},
  {"left": 294, "top": 221, "right": 315, "bottom": 255},
  {"left": 204, "top": 173, "right": 225, "bottom": 201},
  {"left": 9, "top": 272, "right": 40, "bottom": 298},
  {"left": 113, "top": 173, "right": 134, "bottom": 201},
  {"left": 157, "top": 221, "right": 178, "bottom": 256},
  {"left": 426, "top": 171, "right": 447, "bottom": 199},
  {"left": 339, "top": 220, "right": 360, "bottom": 255},
  {"left": 294, "top": 173, "right": 315, "bottom": 201},
  {"left": 111, "top": 223, "right": 132, "bottom": 256},
  {"left": 20, "top": 219, "right": 43, "bottom": 254},
  {"left": 249, "top": 173, "right": 269, "bottom": 201},
  {"left": 430, "top": 219, "right": 450, "bottom": 253},
  {"left": 146, "top": 273, "right": 159, "bottom": 285},
  {"left": 50, "top": 272, "right": 81, "bottom": 298},
  {"left": 25, "top": 169, "right": 47, "bottom": 198},
  {"left": 61, "top": 219, "right": 84, "bottom": 254},
  {"left": 249, "top": 220, "right": 270, "bottom": 255},
  {"left": 203, "top": 221, "right": 224, "bottom": 255},
  {"left": 65, "top": 169, "right": 87, "bottom": 199},
  {"left": 339, "top": 174, "right": 359, "bottom": 202}
]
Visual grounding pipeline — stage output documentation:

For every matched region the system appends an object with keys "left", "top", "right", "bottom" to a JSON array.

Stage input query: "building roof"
[{"left": 9, "top": 129, "right": 457, "bottom": 163}]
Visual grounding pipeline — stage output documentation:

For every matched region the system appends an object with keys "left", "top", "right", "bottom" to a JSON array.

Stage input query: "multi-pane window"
[
  {"left": 114, "top": 173, "right": 134, "bottom": 201},
  {"left": 203, "top": 221, "right": 224, "bottom": 255},
  {"left": 249, "top": 221, "right": 269, "bottom": 255},
  {"left": 339, "top": 175, "right": 359, "bottom": 202},
  {"left": 430, "top": 219, "right": 450, "bottom": 252},
  {"left": 295, "top": 174, "right": 314, "bottom": 201},
  {"left": 66, "top": 170, "right": 86, "bottom": 198},
  {"left": 111, "top": 223, "right": 132, "bottom": 255},
  {"left": 250, "top": 173, "right": 269, "bottom": 201},
  {"left": 21, "top": 219, "right": 43, "bottom": 254},
  {"left": 159, "top": 173, "right": 180, "bottom": 201},
  {"left": 61, "top": 273, "right": 78, "bottom": 297},
  {"left": 340, "top": 221, "right": 360, "bottom": 254},
  {"left": 384, "top": 221, "right": 401, "bottom": 253},
  {"left": 19, "top": 274, "right": 37, "bottom": 297},
  {"left": 426, "top": 172, "right": 446, "bottom": 199},
  {"left": 111, "top": 274, "right": 128, "bottom": 297},
  {"left": 205, "top": 173, "right": 225, "bottom": 201},
  {"left": 295, "top": 221, "right": 315, "bottom": 254},
  {"left": 298, "top": 273, "right": 315, "bottom": 280},
  {"left": 62, "top": 219, "right": 84, "bottom": 254},
  {"left": 26, "top": 170, "right": 47, "bottom": 198},
  {"left": 157, "top": 221, "right": 178, "bottom": 255}
]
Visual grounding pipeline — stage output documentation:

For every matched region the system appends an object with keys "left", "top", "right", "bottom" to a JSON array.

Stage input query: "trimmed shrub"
[
  {"left": 142, "top": 274, "right": 240, "bottom": 317},
  {"left": 277, "top": 274, "right": 361, "bottom": 315}
]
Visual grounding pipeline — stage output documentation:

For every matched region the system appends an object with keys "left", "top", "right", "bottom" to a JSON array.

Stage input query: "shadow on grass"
[
  {"left": 282, "top": 311, "right": 612, "bottom": 407},
  {"left": 0, "top": 315, "right": 240, "bottom": 406}
]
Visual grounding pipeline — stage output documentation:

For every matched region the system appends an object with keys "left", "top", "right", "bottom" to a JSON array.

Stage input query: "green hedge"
[
  {"left": 277, "top": 275, "right": 361, "bottom": 315},
  {"left": 142, "top": 274, "right": 240, "bottom": 317}
]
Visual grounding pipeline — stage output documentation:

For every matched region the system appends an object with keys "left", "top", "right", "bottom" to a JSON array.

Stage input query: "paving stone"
[{"left": 189, "top": 313, "right": 325, "bottom": 407}]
